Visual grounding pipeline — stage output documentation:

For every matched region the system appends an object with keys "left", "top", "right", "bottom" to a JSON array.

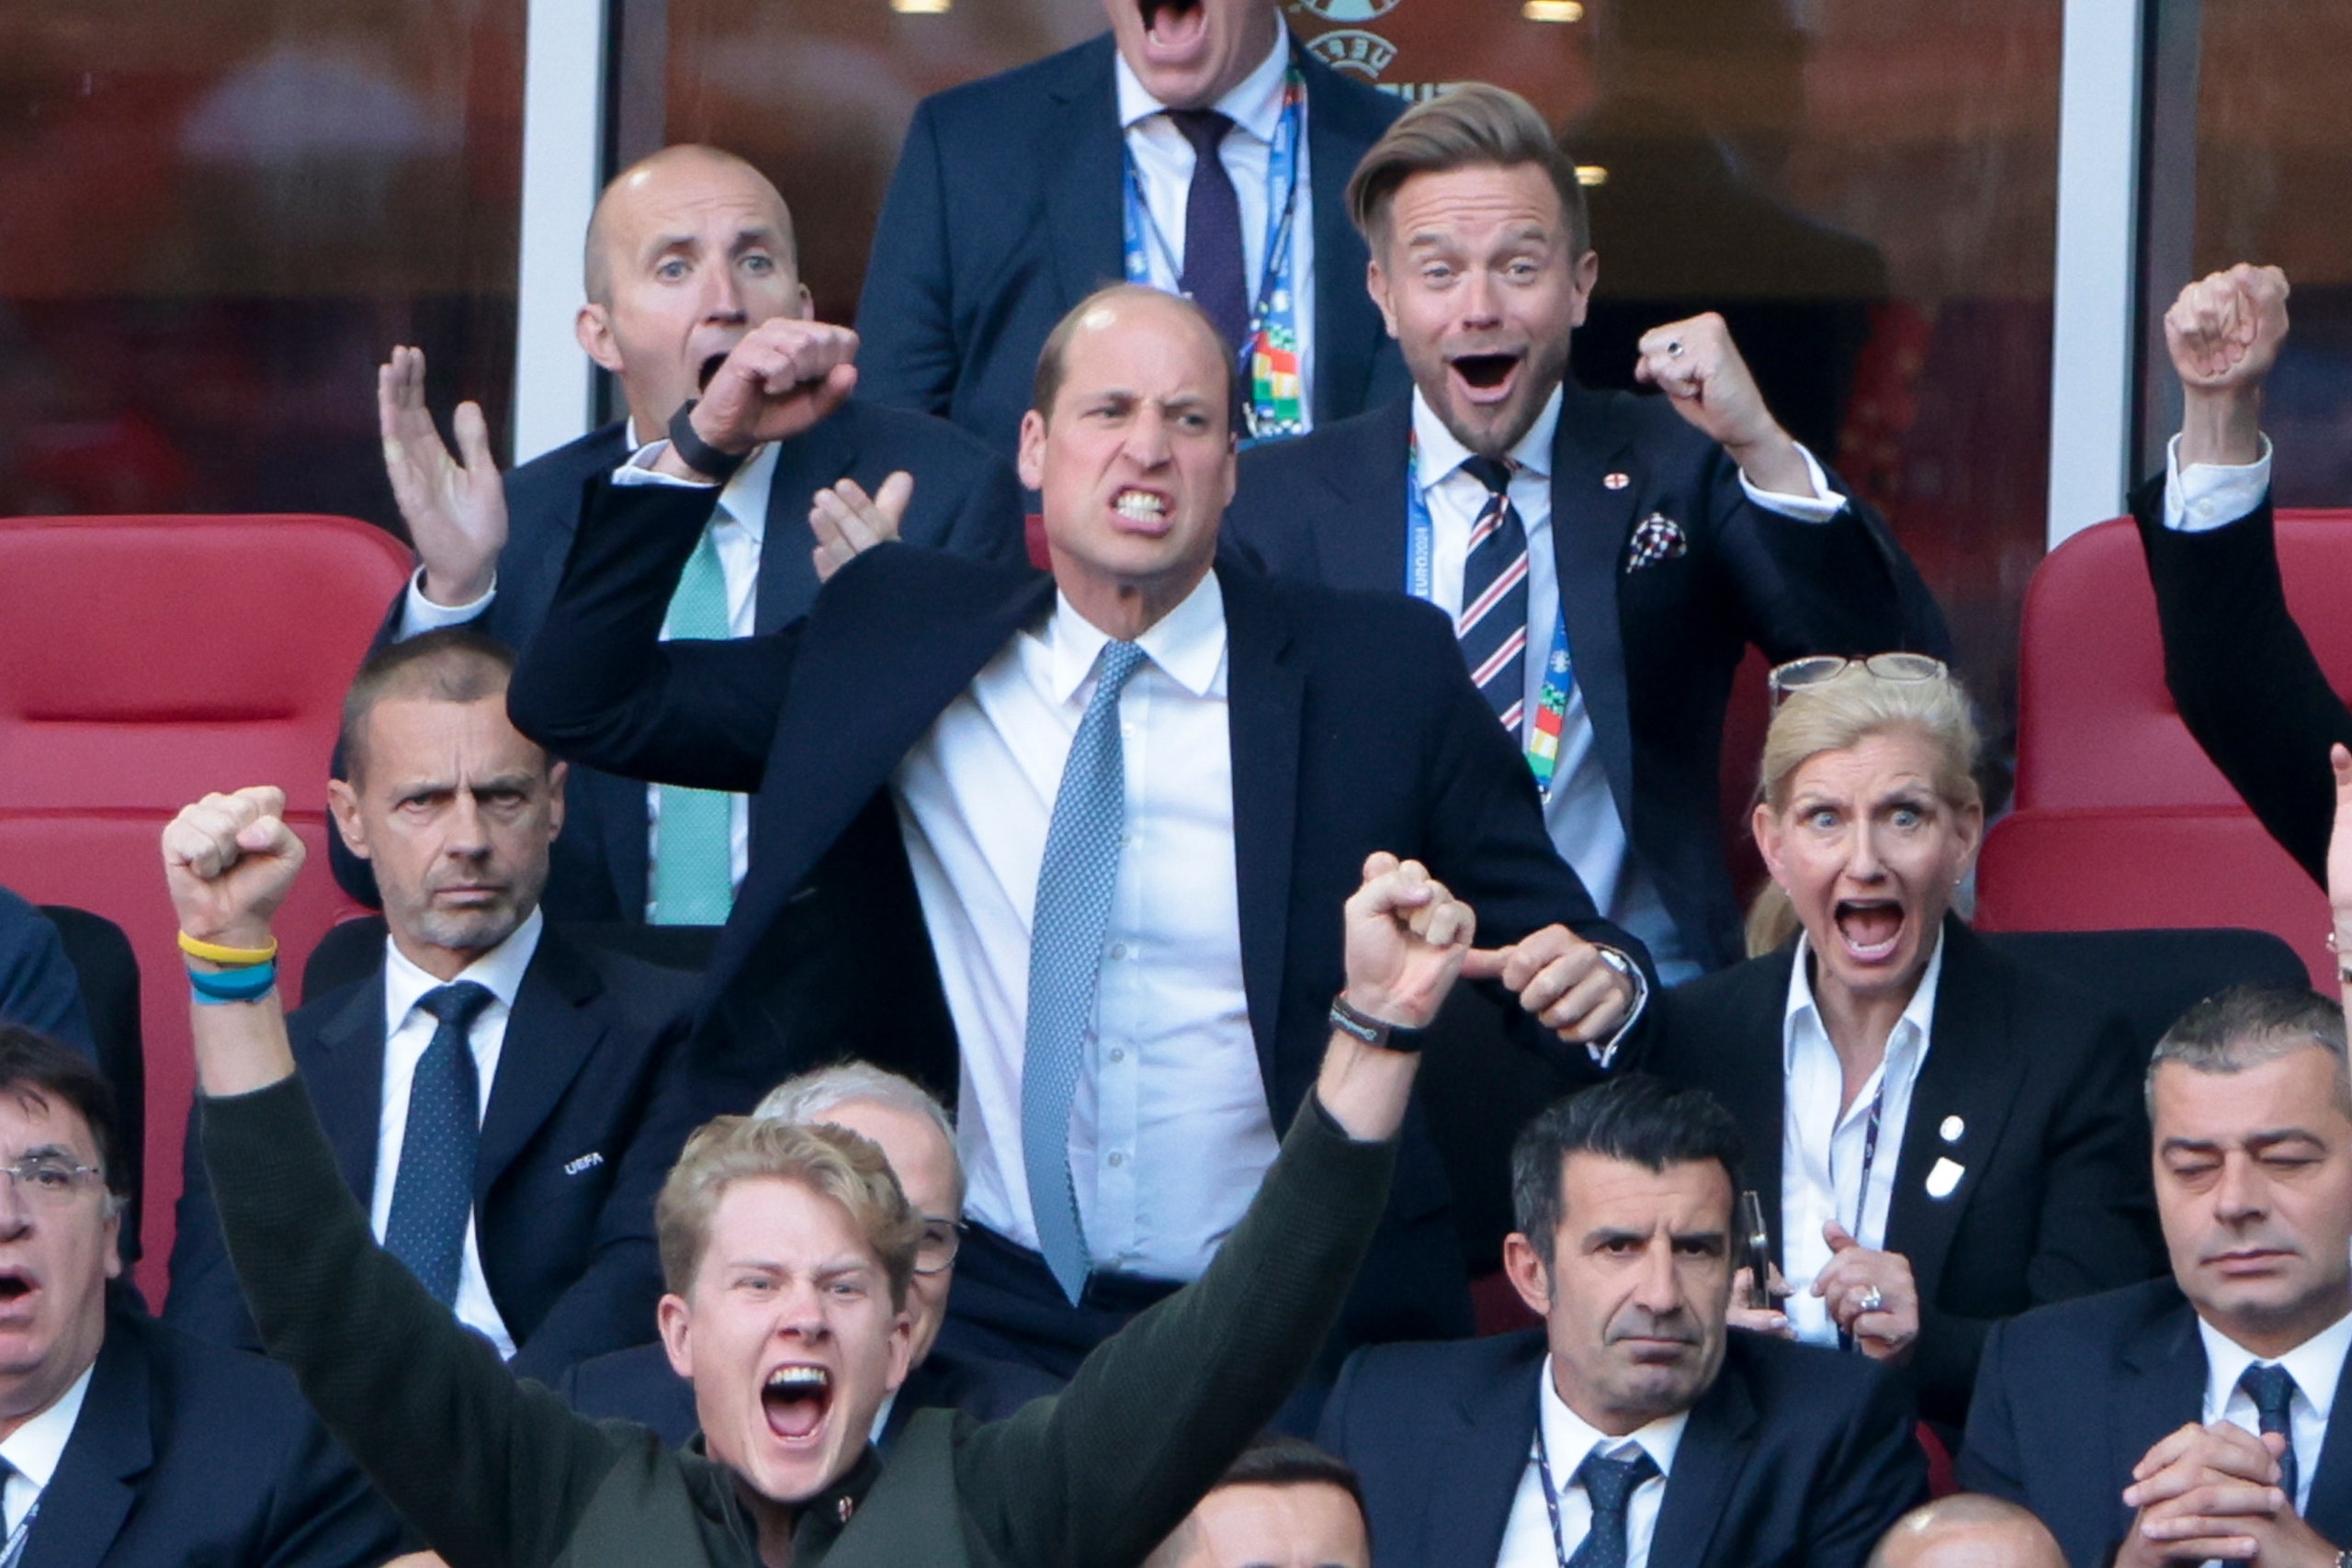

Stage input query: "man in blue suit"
[
  {"left": 854, "top": 0, "right": 1410, "bottom": 460},
  {"left": 333, "top": 142, "right": 1026, "bottom": 924},
  {"left": 170, "top": 630, "right": 698, "bottom": 1382},
  {"left": 0, "top": 886, "right": 91, "bottom": 1058},
  {"left": 1226, "top": 85, "right": 1951, "bottom": 981},
  {"left": 1962, "top": 984, "right": 2352, "bottom": 1567},
  {"left": 510, "top": 283, "right": 1647, "bottom": 1381},
  {"left": 0, "top": 1024, "right": 402, "bottom": 1568},
  {"left": 1319, "top": 1076, "right": 1926, "bottom": 1568}
]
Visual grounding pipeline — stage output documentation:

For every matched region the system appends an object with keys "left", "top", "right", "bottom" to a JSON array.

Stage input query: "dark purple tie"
[{"left": 1168, "top": 108, "right": 1250, "bottom": 355}]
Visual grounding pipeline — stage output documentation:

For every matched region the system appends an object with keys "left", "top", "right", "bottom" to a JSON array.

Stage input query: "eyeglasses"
[
  {"left": 0, "top": 1154, "right": 106, "bottom": 1206},
  {"left": 1767, "top": 653, "right": 1948, "bottom": 713},
  {"left": 914, "top": 1215, "right": 965, "bottom": 1277}
]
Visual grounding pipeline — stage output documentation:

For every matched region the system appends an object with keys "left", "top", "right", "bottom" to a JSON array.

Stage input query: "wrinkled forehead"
[
  {"left": 1055, "top": 298, "right": 1230, "bottom": 411},
  {"left": 1557, "top": 1152, "right": 1735, "bottom": 1234},
  {"left": 599, "top": 155, "right": 793, "bottom": 258},
  {"left": 0, "top": 1084, "right": 97, "bottom": 1165}
]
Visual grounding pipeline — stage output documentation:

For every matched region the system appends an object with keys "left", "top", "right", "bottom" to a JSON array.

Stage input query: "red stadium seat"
[
  {"left": 1975, "top": 511, "right": 2352, "bottom": 986},
  {"left": 0, "top": 513, "right": 408, "bottom": 1297}
]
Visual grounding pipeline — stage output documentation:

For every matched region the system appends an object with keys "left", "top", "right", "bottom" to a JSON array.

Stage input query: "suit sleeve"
[
  {"left": 255, "top": 1398, "right": 412, "bottom": 1568},
  {"left": 0, "top": 893, "right": 93, "bottom": 1057},
  {"left": 954, "top": 1097, "right": 1396, "bottom": 1568},
  {"left": 1313, "top": 1346, "right": 1367, "bottom": 1457},
  {"left": 943, "top": 450, "right": 1030, "bottom": 569},
  {"left": 162, "top": 1089, "right": 263, "bottom": 1352},
  {"left": 506, "top": 475, "right": 798, "bottom": 794},
  {"left": 1803, "top": 1361, "right": 1931, "bottom": 1568},
  {"left": 853, "top": 102, "right": 962, "bottom": 418},
  {"left": 1954, "top": 1317, "right": 2030, "bottom": 1502},
  {"left": 2134, "top": 479, "right": 2352, "bottom": 885}
]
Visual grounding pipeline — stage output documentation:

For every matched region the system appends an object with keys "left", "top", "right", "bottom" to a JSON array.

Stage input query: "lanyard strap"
[
  {"left": 1835, "top": 1078, "right": 1888, "bottom": 1353},
  {"left": 0, "top": 1498, "right": 39, "bottom": 1568},
  {"left": 1532, "top": 1412, "right": 1578, "bottom": 1568},
  {"left": 1406, "top": 435, "right": 1577, "bottom": 796},
  {"left": 1121, "top": 69, "right": 1308, "bottom": 442}
]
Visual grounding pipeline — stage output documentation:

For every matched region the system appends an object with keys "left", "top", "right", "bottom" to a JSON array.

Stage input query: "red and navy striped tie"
[{"left": 1456, "top": 455, "right": 1528, "bottom": 736}]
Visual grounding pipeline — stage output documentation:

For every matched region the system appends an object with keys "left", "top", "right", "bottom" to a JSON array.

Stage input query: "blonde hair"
[
  {"left": 655, "top": 1116, "right": 922, "bottom": 1307},
  {"left": 1744, "top": 664, "right": 1983, "bottom": 956}
]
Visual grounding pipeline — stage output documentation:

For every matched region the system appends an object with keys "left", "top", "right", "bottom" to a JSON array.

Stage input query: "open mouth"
[
  {"left": 1448, "top": 352, "right": 1523, "bottom": 403},
  {"left": 697, "top": 352, "right": 729, "bottom": 391},
  {"left": 0, "top": 1272, "right": 35, "bottom": 1309},
  {"left": 1137, "top": 0, "right": 1208, "bottom": 51},
  {"left": 1833, "top": 898, "right": 1905, "bottom": 963},
  {"left": 762, "top": 1364, "right": 832, "bottom": 1442},
  {"left": 1112, "top": 486, "right": 1171, "bottom": 528}
]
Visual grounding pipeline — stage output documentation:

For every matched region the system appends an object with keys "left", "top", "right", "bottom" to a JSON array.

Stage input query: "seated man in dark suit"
[
  {"left": 1226, "top": 84, "right": 1951, "bottom": 983},
  {"left": 1320, "top": 1075, "right": 1927, "bottom": 1568},
  {"left": 507, "top": 281, "right": 1648, "bottom": 1383},
  {"left": 1871, "top": 1495, "right": 2066, "bottom": 1568},
  {"left": 2132, "top": 262, "right": 2352, "bottom": 886},
  {"left": 336, "top": 141, "right": 1025, "bottom": 924},
  {"left": 169, "top": 776, "right": 1480, "bottom": 1567},
  {"left": 0, "top": 1024, "right": 401, "bottom": 1567},
  {"left": 559, "top": 1061, "right": 1055, "bottom": 1446},
  {"left": 169, "top": 630, "right": 697, "bottom": 1382},
  {"left": 854, "top": 0, "right": 1410, "bottom": 458},
  {"left": 1144, "top": 1436, "right": 1372, "bottom": 1568},
  {"left": 1961, "top": 981, "right": 2352, "bottom": 1566},
  {"left": 0, "top": 884, "right": 92, "bottom": 1057}
]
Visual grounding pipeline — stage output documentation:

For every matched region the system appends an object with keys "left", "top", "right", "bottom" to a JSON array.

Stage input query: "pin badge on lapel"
[
  {"left": 1602, "top": 471, "right": 1630, "bottom": 491},
  {"left": 1939, "top": 1115, "right": 1964, "bottom": 1144},
  {"left": 1625, "top": 513, "right": 1689, "bottom": 572},
  {"left": 1925, "top": 1156, "right": 1965, "bottom": 1201}
]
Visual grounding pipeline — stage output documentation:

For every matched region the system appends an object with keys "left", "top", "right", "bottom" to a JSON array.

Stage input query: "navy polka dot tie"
[
  {"left": 2240, "top": 1362, "right": 2300, "bottom": 1507},
  {"left": 1168, "top": 108, "right": 1250, "bottom": 355},
  {"left": 1569, "top": 1448, "right": 1658, "bottom": 1568},
  {"left": 384, "top": 981, "right": 493, "bottom": 1304}
]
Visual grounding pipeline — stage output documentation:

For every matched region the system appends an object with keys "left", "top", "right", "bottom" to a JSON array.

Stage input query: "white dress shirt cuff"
[
  {"left": 1737, "top": 442, "right": 1846, "bottom": 524},
  {"left": 2163, "top": 432, "right": 2273, "bottom": 532},
  {"left": 1586, "top": 947, "right": 1649, "bottom": 1067},
  {"left": 615, "top": 443, "right": 718, "bottom": 489},
  {"left": 398, "top": 569, "right": 496, "bottom": 640}
]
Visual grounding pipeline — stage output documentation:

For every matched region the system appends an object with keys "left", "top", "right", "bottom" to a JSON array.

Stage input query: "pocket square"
[{"left": 1625, "top": 513, "right": 1689, "bottom": 571}]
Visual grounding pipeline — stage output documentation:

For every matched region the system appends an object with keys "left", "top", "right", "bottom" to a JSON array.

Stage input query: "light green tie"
[{"left": 651, "top": 514, "right": 738, "bottom": 925}]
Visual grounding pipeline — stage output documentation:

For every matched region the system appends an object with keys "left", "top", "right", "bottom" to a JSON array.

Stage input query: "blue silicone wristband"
[{"left": 188, "top": 959, "right": 277, "bottom": 1005}]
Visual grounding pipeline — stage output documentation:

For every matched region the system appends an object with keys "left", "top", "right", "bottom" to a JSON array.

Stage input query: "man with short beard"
[
  {"left": 168, "top": 629, "right": 700, "bottom": 1381},
  {"left": 1227, "top": 84, "right": 1950, "bottom": 983}
]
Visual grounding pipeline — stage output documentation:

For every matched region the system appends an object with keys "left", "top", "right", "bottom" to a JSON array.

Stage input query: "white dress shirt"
[
  {"left": 891, "top": 571, "right": 1276, "bottom": 1281},
  {"left": 0, "top": 1360, "right": 90, "bottom": 1538},
  {"left": 1778, "top": 928, "right": 1945, "bottom": 1345},
  {"left": 1114, "top": 21, "right": 1317, "bottom": 425},
  {"left": 409, "top": 431, "right": 778, "bottom": 906},
  {"left": 370, "top": 905, "right": 545, "bottom": 1357},
  {"left": 1497, "top": 1353, "right": 1688, "bottom": 1568},
  {"left": 2199, "top": 1307, "right": 2352, "bottom": 1517},
  {"left": 1408, "top": 388, "right": 1842, "bottom": 985},
  {"left": 2160, "top": 432, "right": 2275, "bottom": 534}
]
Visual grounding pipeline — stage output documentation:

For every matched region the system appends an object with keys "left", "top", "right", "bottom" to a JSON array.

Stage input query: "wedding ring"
[
  {"left": 1859, "top": 1285, "right": 1886, "bottom": 1314},
  {"left": 1666, "top": 339, "right": 1685, "bottom": 357}
]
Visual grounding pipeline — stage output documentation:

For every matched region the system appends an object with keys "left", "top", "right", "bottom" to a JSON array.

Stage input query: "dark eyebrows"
[{"left": 727, "top": 227, "right": 781, "bottom": 255}]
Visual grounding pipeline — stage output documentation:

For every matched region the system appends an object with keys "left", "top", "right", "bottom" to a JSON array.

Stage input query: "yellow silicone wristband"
[{"left": 176, "top": 931, "right": 279, "bottom": 968}]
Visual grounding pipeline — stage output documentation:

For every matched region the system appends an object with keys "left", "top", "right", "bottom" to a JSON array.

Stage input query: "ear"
[
  {"left": 1502, "top": 1232, "right": 1553, "bottom": 1318},
  {"left": 1751, "top": 799, "right": 1786, "bottom": 887},
  {"left": 103, "top": 1203, "right": 122, "bottom": 1281},
  {"left": 544, "top": 760, "right": 570, "bottom": 842},
  {"left": 327, "top": 776, "right": 370, "bottom": 862},
  {"left": 658, "top": 1291, "right": 695, "bottom": 1380},
  {"left": 1953, "top": 796, "right": 1985, "bottom": 878},
  {"left": 884, "top": 1306, "right": 915, "bottom": 1394},
  {"left": 1365, "top": 254, "right": 1399, "bottom": 339},
  {"left": 1016, "top": 408, "right": 1048, "bottom": 494},
  {"left": 795, "top": 282, "right": 814, "bottom": 321},
  {"left": 1567, "top": 248, "right": 1600, "bottom": 330},
  {"left": 576, "top": 303, "right": 624, "bottom": 374}
]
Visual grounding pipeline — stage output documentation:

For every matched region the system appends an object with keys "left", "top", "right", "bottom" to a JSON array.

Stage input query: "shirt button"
[
  {"left": 1108, "top": 942, "right": 1128, "bottom": 960},
  {"left": 1107, "top": 1151, "right": 1125, "bottom": 1168},
  {"left": 1108, "top": 1047, "right": 1125, "bottom": 1063}
]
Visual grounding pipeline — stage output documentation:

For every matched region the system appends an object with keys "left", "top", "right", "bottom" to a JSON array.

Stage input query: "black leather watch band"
[
  {"left": 1329, "top": 992, "right": 1424, "bottom": 1053},
  {"left": 666, "top": 398, "right": 749, "bottom": 483}
]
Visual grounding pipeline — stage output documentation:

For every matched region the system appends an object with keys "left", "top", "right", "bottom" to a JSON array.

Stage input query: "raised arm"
[{"left": 164, "top": 788, "right": 623, "bottom": 1568}]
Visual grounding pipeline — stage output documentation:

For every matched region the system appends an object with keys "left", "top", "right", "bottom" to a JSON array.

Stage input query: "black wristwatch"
[
  {"left": 1329, "top": 992, "right": 1425, "bottom": 1053},
  {"left": 667, "top": 398, "right": 750, "bottom": 483}
]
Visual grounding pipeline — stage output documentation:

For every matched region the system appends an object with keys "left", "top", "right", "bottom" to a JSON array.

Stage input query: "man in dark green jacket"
[{"left": 164, "top": 780, "right": 1480, "bottom": 1568}]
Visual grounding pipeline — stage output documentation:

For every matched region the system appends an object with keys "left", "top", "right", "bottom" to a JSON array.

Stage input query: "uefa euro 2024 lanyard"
[
  {"left": 1121, "top": 70, "right": 1307, "bottom": 443},
  {"left": 0, "top": 1498, "right": 38, "bottom": 1568},
  {"left": 1405, "top": 436, "right": 1575, "bottom": 797}
]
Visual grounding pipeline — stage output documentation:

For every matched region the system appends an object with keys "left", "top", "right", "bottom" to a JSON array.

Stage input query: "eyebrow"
[{"left": 2162, "top": 1129, "right": 2325, "bottom": 1154}]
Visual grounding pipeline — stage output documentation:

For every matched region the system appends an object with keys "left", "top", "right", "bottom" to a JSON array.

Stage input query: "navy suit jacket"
[
  {"left": 853, "top": 33, "right": 1410, "bottom": 458},
  {"left": 1645, "top": 917, "right": 2163, "bottom": 1426},
  {"left": 329, "top": 400, "right": 1026, "bottom": 920},
  {"left": 0, "top": 885, "right": 92, "bottom": 1057},
  {"left": 556, "top": 1340, "right": 1060, "bottom": 1451},
  {"left": 1226, "top": 386, "right": 1953, "bottom": 972},
  {"left": 29, "top": 1305, "right": 402, "bottom": 1568},
  {"left": 166, "top": 926, "right": 695, "bottom": 1382},
  {"left": 1962, "top": 1278, "right": 2352, "bottom": 1566},
  {"left": 507, "top": 476, "right": 1646, "bottom": 1346},
  {"left": 1319, "top": 1326, "right": 1926, "bottom": 1568}
]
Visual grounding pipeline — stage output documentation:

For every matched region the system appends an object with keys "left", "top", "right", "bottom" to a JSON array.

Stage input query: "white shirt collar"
[
  {"left": 1781, "top": 923, "right": 1947, "bottom": 1079},
  {"left": 624, "top": 415, "right": 776, "bottom": 545},
  {"left": 0, "top": 1359, "right": 93, "bottom": 1498},
  {"left": 1113, "top": 16, "right": 1292, "bottom": 142},
  {"left": 2200, "top": 1305, "right": 2352, "bottom": 1430},
  {"left": 1047, "top": 569, "right": 1228, "bottom": 705},
  {"left": 1410, "top": 384, "right": 1563, "bottom": 491},
  {"left": 1537, "top": 1351, "right": 1690, "bottom": 1479},
  {"left": 383, "top": 905, "right": 544, "bottom": 1028}
]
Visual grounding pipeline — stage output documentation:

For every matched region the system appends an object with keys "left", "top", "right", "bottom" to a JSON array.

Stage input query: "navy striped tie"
[{"left": 1455, "top": 455, "right": 1529, "bottom": 734}]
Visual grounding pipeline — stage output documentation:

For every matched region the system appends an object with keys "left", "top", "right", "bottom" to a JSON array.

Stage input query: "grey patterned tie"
[
  {"left": 1021, "top": 641, "right": 1149, "bottom": 1303},
  {"left": 383, "top": 981, "right": 493, "bottom": 1304},
  {"left": 1568, "top": 1448, "right": 1659, "bottom": 1568}
]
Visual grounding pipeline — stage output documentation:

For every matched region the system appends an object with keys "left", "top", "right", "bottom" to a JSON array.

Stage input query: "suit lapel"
[
  {"left": 2113, "top": 1292, "right": 2208, "bottom": 1548},
  {"left": 2306, "top": 1338, "right": 2352, "bottom": 1541},
  {"left": 587, "top": 765, "right": 650, "bottom": 919},
  {"left": 1419, "top": 1335, "right": 1546, "bottom": 1568},
  {"left": 1042, "top": 39, "right": 1127, "bottom": 316},
  {"left": 1699, "top": 949, "right": 1795, "bottom": 1271},
  {"left": 1647, "top": 1349, "right": 1759, "bottom": 1566},
  {"left": 303, "top": 973, "right": 393, "bottom": 1201},
  {"left": 1335, "top": 400, "right": 1414, "bottom": 593},
  {"left": 22, "top": 1324, "right": 150, "bottom": 1568},
  {"left": 475, "top": 930, "right": 605, "bottom": 1197},
  {"left": 1220, "top": 564, "right": 1302, "bottom": 1101},
  {"left": 1883, "top": 920, "right": 2024, "bottom": 1311},
  {"left": 1546, "top": 382, "right": 1641, "bottom": 831},
  {"left": 1299, "top": 48, "right": 1373, "bottom": 426},
  {"left": 757, "top": 415, "right": 855, "bottom": 635}
]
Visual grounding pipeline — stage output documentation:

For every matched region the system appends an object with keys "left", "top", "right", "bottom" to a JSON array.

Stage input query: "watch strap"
[
  {"left": 1329, "top": 992, "right": 1424, "bottom": 1053},
  {"left": 666, "top": 399, "right": 750, "bottom": 484}
]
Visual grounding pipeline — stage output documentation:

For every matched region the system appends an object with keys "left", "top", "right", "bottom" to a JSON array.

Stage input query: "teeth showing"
[
  {"left": 766, "top": 1366, "right": 830, "bottom": 1394},
  {"left": 1114, "top": 491, "right": 1167, "bottom": 522}
]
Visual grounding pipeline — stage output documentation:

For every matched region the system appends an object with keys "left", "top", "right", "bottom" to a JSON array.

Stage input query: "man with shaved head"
[
  {"left": 1870, "top": 1497, "right": 2065, "bottom": 1568},
  {"left": 511, "top": 281, "right": 1649, "bottom": 1385},
  {"left": 335, "top": 141, "right": 1023, "bottom": 927}
]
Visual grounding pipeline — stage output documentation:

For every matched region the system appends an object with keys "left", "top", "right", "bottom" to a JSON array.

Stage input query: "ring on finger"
[
  {"left": 1666, "top": 339, "right": 1685, "bottom": 357},
  {"left": 1859, "top": 1285, "right": 1885, "bottom": 1314}
]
